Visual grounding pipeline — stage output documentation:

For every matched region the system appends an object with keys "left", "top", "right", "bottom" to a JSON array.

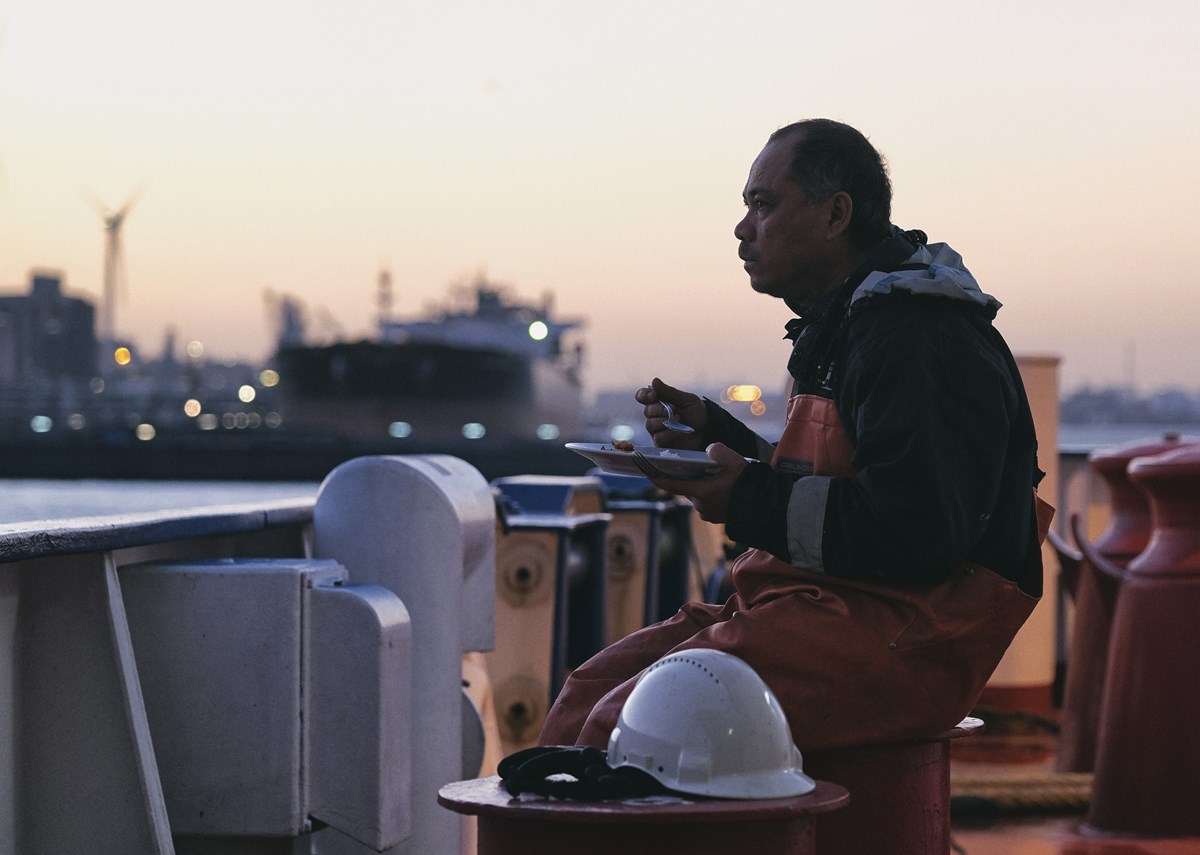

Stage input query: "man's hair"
[{"left": 768, "top": 119, "right": 892, "bottom": 249}]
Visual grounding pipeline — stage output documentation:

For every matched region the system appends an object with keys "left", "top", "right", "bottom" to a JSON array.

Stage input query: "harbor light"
[
  {"left": 527, "top": 320, "right": 549, "bottom": 341},
  {"left": 30, "top": 415, "right": 52, "bottom": 433},
  {"left": 750, "top": 400, "right": 767, "bottom": 416},
  {"left": 462, "top": 422, "right": 486, "bottom": 440},
  {"left": 197, "top": 413, "right": 219, "bottom": 430},
  {"left": 90, "top": 377, "right": 105, "bottom": 393},
  {"left": 186, "top": 340, "right": 204, "bottom": 359},
  {"left": 135, "top": 424, "right": 156, "bottom": 441},
  {"left": 68, "top": 413, "right": 85, "bottom": 430},
  {"left": 184, "top": 399, "right": 202, "bottom": 417},
  {"left": 727, "top": 384, "right": 762, "bottom": 403},
  {"left": 238, "top": 385, "right": 256, "bottom": 403},
  {"left": 259, "top": 369, "right": 280, "bottom": 387},
  {"left": 114, "top": 347, "right": 132, "bottom": 366},
  {"left": 536, "top": 423, "right": 560, "bottom": 440},
  {"left": 388, "top": 421, "right": 413, "bottom": 438}
]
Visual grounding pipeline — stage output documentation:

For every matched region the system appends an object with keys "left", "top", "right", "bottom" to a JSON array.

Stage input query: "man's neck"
[{"left": 784, "top": 245, "right": 876, "bottom": 316}]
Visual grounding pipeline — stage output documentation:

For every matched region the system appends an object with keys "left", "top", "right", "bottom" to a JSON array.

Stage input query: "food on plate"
[{"left": 610, "top": 439, "right": 636, "bottom": 452}]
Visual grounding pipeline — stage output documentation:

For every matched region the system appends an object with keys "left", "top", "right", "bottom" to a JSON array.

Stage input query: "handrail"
[{"left": 0, "top": 499, "right": 314, "bottom": 564}]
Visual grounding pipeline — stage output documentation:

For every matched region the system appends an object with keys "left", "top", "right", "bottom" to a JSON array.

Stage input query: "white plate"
[{"left": 565, "top": 442, "right": 719, "bottom": 480}]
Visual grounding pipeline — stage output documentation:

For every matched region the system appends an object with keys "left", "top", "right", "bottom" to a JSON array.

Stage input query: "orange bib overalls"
[{"left": 541, "top": 392, "right": 1052, "bottom": 751}]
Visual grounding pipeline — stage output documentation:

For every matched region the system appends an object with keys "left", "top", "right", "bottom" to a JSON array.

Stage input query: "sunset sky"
[{"left": 1, "top": 0, "right": 1197, "bottom": 400}]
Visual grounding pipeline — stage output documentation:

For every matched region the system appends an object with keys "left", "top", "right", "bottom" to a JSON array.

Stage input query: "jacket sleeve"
[
  {"left": 710, "top": 401, "right": 792, "bottom": 562},
  {"left": 702, "top": 398, "right": 775, "bottom": 460},
  {"left": 725, "top": 461, "right": 794, "bottom": 560}
]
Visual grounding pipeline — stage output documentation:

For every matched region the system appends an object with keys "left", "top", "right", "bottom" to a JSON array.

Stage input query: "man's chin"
[{"left": 749, "top": 278, "right": 785, "bottom": 298}]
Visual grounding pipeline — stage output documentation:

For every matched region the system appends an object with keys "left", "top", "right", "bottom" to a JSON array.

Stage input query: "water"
[
  {"left": 0, "top": 480, "right": 321, "bottom": 525},
  {"left": 1058, "top": 423, "right": 1200, "bottom": 454},
  {"left": 0, "top": 423, "right": 1195, "bottom": 527}
]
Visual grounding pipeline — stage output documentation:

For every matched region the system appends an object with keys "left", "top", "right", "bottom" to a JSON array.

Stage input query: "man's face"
[{"left": 734, "top": 137, "right": 840, "bottom": 307}]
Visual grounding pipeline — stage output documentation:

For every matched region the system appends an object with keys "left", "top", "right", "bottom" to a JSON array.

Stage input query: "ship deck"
[{"left": 948, "top": 717, "right": 1199, "bottom": 854}]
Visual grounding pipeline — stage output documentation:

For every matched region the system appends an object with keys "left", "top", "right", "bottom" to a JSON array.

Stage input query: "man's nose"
[{"left": 734, "top": 212, "right": 753, "bottom": 241}]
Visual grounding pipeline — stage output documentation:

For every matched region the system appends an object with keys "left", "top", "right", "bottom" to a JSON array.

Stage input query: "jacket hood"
[{"left": 851, "top": 241, "right": 1001, "bottom": 313}]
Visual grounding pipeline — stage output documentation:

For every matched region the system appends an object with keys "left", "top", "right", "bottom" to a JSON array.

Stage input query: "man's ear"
[{"left": 825, "top": 191, "right": 853, "bottom": 240}]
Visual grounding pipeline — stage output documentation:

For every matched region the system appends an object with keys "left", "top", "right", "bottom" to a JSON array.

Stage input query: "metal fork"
[{"left": 631, "top": 451, "right": 670, "bottom": 479}]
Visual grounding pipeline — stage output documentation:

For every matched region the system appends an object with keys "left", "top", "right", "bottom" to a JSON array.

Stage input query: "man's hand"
[
  {"left": 643, "top": 443, "right": 748, "bottom": 523},
  {"left": 635, "top": 378, "right": 707, "bottom": 450}
]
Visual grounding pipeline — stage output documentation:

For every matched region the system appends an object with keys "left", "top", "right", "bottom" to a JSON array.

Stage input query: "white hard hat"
[{"left": 606, "top": 648, "right": 816, "bottom": 799}]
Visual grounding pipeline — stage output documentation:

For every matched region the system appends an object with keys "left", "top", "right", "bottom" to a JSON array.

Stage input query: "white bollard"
[
  {"left": 119, "top": 557, "right": 412, "bottom": 850},
  {"left": 312, "top": 455, "right": 496, "bottom": 855}
]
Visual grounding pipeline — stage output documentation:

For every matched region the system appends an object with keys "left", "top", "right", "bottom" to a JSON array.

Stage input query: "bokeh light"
[
  {"left": 611, "top": 424, "right": 637, "bottom": 442},
  {"left": 727, "top": 385, "right": 762, "bottom": 403}
]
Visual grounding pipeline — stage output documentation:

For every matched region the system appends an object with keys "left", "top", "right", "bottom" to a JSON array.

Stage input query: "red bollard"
[
  {"left": 1057, "top": 433, "right": 1194, "bottom": 773},
  {"left": 1086, "top": 444, "right": 1200, "bottom": 836},
  {"left": 438, "top": 776, "right": 849, "bottom": 855},
  {"left": 1090, "top": 434, "right": 1193, "bottom": 560},
  {"left": 805, "top": 719, "right": 982, "bottom": 855}
]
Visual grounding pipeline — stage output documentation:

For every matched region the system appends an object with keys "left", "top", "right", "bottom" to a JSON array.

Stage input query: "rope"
[{"left": 951, "top": 772, "right": 1092, "bottom": 817}]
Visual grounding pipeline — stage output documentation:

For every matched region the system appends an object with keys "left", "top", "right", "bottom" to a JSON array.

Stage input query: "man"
[{"left": 540, "top": 119, "right": 1053, "bottom": 752}]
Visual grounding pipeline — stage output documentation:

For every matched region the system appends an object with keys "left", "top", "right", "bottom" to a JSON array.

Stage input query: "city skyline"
[{"left": 2, "top": 1, "right": 1198, "bottom": 398}]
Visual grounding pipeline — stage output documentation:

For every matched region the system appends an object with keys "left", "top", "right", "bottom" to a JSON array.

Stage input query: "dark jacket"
[{"left": 718, "top": 231, "right": 1043, "bottom": 588}]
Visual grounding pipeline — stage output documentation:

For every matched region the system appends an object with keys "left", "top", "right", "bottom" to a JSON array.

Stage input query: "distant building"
[{"left": 0, "top": 270, "right": 98, "bottom": 387}]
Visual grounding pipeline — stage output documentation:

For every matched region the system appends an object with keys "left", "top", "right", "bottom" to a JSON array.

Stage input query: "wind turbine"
[{"left": 84, "top": 187, "right": 141, "bottom": 348}]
